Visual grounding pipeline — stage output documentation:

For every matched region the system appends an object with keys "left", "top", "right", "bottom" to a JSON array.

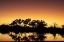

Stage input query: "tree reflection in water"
[
  {"left": 1, "top": 32, "right": 64, "bottom": 41},
  {"left": 8, "top": 32, "right": 46, "bottom": 42}
]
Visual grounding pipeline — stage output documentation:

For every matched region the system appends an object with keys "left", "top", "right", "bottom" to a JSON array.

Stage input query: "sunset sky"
[{"left": 0, "top": 0, "right": 64, "bottom": 27}]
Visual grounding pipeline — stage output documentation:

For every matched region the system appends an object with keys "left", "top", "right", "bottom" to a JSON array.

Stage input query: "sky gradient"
[{"left": 0, "top": 0, "right": 64, "bottom": 27}]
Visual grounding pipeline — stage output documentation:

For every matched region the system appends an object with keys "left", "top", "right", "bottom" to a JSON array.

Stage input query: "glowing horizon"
[{"left": 0, "top": 0, "right": 64, "bottom": 27}]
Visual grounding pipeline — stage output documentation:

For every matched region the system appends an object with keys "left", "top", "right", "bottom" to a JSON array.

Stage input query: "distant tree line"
[
  {"left": 0, "top": 18, "right": 64, "bottom": 28},
  {"left": 0, "top": 18, "right": 64, "bottom": 33},
  {"left": 0, "top": 18, "right": 47, "bottom": 28}
]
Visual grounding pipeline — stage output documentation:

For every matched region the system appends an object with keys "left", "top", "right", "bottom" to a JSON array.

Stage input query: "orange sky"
[{"left": 0, "top": 0, "right": 64, "bottom": 27}]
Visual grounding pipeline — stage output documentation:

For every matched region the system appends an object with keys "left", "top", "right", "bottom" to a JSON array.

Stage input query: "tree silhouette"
[
  {"left": 23, "top": 18, "right": 31, "bottom": 27},
  {"left": 18, "top": 19, "right": 22, "bottom": 25},
  {"left": 10, "top": 19, "right": 23, "bottom": 26},
  {"left": 52, "top": 22, "right": 57, "bottom": 28},
  {"left": 36, "top": 20, "right": 47, "bottom": 29},
  {"left": 28, "top": 20, "right": 37, "bottom": 28},
  {"left": 10, "top": 19, "right": 18, "bottom": 26},
  {"left": 49, "top": 25, "right": 54, "bottom": 28},
  {"left": 62, "top": 25, "right": 64, "bottom": 28}
]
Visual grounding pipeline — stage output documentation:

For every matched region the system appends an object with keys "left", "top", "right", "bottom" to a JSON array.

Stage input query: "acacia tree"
[
  {"left": 10, "top": 19, "right": 23, "bottom": 26},
  {"left": 36, "top": 20, "right": 47, "bottom": 28},
  {"left": 23, "top": 18, "right": 31, "bottom": 27},
  {"left": 28, "top": 20, "right": 37, "bottom": 28},
  {"left": 28, "top": 20, "right": 47, "bottom": 28}
]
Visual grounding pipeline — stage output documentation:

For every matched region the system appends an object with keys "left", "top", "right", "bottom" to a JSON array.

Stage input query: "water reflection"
[
  {"left": 45, "top": 33, "right": 64, "bottom": 41},
  {"left": 0, "top": 32, "right": 64, "bottom": 41},
  {"left": 9, "top": 32, "right": 46, "bottom": 41},
  {"left": 0, "top": 33, "right": 14, "bottom": 41}
]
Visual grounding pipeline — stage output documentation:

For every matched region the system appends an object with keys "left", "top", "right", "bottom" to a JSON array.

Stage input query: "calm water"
[{"left": 0, "top": 32, "right": 64, "bottom": 41}]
